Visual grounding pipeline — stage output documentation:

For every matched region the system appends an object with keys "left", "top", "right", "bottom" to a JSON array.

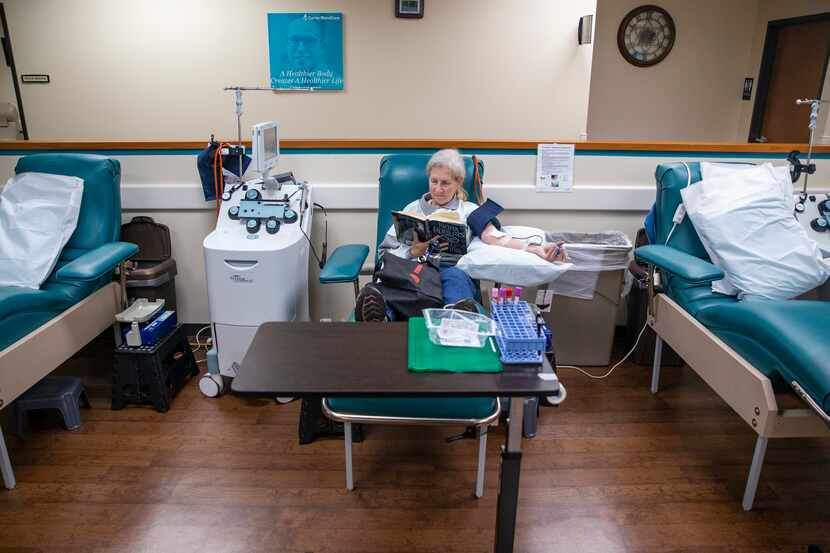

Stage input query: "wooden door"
[{"left": 751, "top": 15, "right": 830, "bottom": 143}]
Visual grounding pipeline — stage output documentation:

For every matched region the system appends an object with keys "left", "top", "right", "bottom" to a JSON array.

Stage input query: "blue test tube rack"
[{"left": 491, "top": 300, "right": 547, "bottom": 364}]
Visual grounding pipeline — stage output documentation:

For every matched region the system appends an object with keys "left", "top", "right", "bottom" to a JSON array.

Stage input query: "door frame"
[{"left": 748, "top": 12, "right": 830, "bottom": 143}]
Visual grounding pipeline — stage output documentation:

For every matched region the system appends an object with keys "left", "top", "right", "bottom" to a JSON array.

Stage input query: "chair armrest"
[
  {"left": 55, "top": 242, "right": 139, "bottom": 282},
  {"left": 320, "top": 244, "right": 370, "bottom": 284},
  {"left": 634, "top": 245, "right": 724, "bottom": 284}
]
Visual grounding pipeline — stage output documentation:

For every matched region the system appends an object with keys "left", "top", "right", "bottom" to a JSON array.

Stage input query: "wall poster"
[{"left": 268, "top": 12, "right": 344, "bottom": 90}]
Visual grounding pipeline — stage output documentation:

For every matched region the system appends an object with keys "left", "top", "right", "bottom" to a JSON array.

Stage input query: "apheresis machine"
[{"left": 201, "top": 121, "right": 313, "bottom": 396}]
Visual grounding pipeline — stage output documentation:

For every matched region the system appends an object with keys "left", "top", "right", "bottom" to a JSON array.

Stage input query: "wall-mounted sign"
[
  {"left": 536, "top": 144, "right": 575, "bottom": 193},
  {"left": 742, "top": 77, "right": 754, "bottom": 101},
  {"left": 21, "top": 74, "right": 49, "bottom": 84},
  {"left": 268, "top": 12, "right": 344, "bottom": 90}
]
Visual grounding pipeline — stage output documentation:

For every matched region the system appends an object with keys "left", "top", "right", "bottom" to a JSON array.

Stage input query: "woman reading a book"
[{"left": 356, "top": 149, "right": 567, "bottom": 321}]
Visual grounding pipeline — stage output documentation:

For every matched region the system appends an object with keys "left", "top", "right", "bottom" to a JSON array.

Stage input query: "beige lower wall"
[
  {"left": 119, "top": 207, "right": 647, "bottom": 324},
  {"left": 2, "top": 150, "right": 826, "bottom": 323}
]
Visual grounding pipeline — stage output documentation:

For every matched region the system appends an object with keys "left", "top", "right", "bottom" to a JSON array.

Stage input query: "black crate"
[{"left": 112, "top": 324, "right": 199, "bottom": 412}]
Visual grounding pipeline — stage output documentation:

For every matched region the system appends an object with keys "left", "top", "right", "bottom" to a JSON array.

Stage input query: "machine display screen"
[{"left": 263, "top": 127, "right": 278, "bottom": 159}]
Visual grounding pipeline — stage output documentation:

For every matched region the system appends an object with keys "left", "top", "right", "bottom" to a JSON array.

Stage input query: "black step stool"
[
  {"left": 15, "top": 376, "right": 90, "bottom": 436},
  {"left": 112, "top": 324, "right": 198, "bottom": 412}
]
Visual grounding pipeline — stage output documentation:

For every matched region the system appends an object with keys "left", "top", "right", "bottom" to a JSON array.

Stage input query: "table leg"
[{"left": 494, "top": 396, "right": 525, "bottom": 553}]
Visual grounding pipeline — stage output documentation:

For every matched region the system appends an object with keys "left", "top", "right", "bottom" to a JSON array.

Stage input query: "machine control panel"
[
  {"left": 223, "top": 181, "right": 304, "bottom": 235},
  {"left": 795, "top": 193, "right": 830, "bottom": 257},
  {"left": 229, "top": 200, "right": 297, "bottom": 224}
]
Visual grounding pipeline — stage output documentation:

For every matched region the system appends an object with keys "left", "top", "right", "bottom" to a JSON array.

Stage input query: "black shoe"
[
  {"left": 355, "top": 284, "right": 387, "bottom": 322},
  {"left": 444, "top": 298, "right": 479, "bottom": 314}
]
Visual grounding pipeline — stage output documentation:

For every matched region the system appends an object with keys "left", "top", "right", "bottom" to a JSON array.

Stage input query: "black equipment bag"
[{"left": 375, "top": 252, "right": 443, "bottom": 320}]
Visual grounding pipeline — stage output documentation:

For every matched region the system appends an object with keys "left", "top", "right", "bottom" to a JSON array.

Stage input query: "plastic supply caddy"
[{"left": 120, "top": 216, "right": 178, "bottom": 311}]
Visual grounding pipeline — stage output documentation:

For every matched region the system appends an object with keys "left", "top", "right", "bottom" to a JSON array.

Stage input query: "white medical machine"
[
  {"left": 201, "top": 121, "right": 313, "bottom": 397},
  {"left": 792, "top": 98, "right": 830, "bottom": 258}
]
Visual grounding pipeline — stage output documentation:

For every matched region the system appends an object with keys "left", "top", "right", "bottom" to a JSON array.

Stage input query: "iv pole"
[
  {"left": 223, "top": 85, "right": 273, "bottom": 181},
  {"left": 794, "top": 98, "right": 829, "bottom": 195}
]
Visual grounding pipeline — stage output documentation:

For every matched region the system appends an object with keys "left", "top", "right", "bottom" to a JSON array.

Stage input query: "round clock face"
[{"left": 617, "top": 5, "right": 676, "bottom": 67}]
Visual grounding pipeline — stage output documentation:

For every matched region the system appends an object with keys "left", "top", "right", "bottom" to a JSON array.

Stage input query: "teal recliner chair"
[
  {"left": 319, "top": 154, "right": 499, "bottom": 498},
  {"left": 635, "top": 162, "right": 830, "bottom": 511},
  {"left": 0, "top": 154, "right": 138, "bottom": 490}
]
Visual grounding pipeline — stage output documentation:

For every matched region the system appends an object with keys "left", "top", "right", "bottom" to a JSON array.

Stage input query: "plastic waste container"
[
  {"left": 529, "top": 230, "right": 632, "bottom": 366},
  {"left": 120, "top": 216, "right": 178, "bottom": 311}
]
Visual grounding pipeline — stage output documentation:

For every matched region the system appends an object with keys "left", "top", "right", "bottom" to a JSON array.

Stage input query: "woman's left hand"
[{"left": 528, "top": 241, "right": 568, "bottom": 262}]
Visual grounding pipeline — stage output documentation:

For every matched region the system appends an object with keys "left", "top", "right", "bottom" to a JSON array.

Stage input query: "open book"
[{"left": 391, "top": 210, "right": 468, "bottom": 256}]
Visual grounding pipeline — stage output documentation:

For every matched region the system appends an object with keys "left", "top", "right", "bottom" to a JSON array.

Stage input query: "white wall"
[
  {"left": 2, "top": 0, "right": 595, "bottom": 140},
  {"left": 736, "top": 0, "right": 830, "bottom": 143},
  {"left": 586, "top": 0, "right": 759, "bottom": 141}
]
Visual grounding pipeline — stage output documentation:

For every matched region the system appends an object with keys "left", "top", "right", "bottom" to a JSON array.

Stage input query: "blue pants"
[
  {"left": 439, "top": 266, "right": 478, "bottom": 305},
  {"left": 385, "top": 266, "right": 477, "bottom": 320}
]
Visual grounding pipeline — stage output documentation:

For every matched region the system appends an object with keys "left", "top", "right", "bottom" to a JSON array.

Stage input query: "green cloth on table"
[{"left": 407, "top": 317, "right": 502, "bottom": 373}]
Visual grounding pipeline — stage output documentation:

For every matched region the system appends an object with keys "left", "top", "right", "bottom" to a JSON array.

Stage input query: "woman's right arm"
[{"left": 480, "top": 224, "right": 567, "bottom": 262}]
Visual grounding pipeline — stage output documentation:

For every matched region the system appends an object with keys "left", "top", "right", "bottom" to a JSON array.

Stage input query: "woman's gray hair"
[{"left": 427, "top": 149, "right": 466, "bottom": 185}]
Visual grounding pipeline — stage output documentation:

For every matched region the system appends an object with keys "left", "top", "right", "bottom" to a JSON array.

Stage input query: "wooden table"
[{"left": 232, "top": 322, "right": 560, "bottom": 553}]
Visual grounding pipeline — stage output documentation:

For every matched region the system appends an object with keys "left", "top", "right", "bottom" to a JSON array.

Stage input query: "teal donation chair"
[
  {"left": 0, "top": 154, "right": 138, "bottom": 490},
  {"left": 635, "top": 162, "right": 830, "bottom": 510},
  {"left": 319, "top": 154, "right": 499, "bottom": 497}
]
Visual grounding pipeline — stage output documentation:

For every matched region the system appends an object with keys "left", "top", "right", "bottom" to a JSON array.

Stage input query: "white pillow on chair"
[
  {"left": 701, "top": 161, "right": 794, "bottom": 208},
  {"left": 697, "top": 162, "right": 796, "bottom": 296},
  {"left": 681, "top": 164, "right": 828, "bottom": 301},
  {"left": 0, "top": 172, "right": 84, "bottom": 288}
]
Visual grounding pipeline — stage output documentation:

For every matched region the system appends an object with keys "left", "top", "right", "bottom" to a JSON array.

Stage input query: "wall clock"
[{"left": 617, "top": 5, "right": 675, "bottom": 67}]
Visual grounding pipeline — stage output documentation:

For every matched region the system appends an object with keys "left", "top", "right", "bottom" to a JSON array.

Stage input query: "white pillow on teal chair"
[
  {"left": 682, "top": 164, "right": 828, "bottom": 301},
  {"left": 0, "top": 172, "right": 84, "bottom": 288},
  {"left": 698, "top": 162, "right": 795, "bottom": 296}
]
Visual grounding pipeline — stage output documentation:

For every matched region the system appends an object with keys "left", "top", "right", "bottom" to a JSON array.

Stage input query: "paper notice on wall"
[{"left": 536, "top": 143, "right": 574, "bottom": 192}]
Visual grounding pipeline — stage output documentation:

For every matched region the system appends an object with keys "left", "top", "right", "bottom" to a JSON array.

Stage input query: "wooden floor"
[{"left": 1, "top": 341, "right": 829, "bottom": 553}]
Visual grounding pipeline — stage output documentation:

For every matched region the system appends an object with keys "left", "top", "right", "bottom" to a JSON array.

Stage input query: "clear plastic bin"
[{"left": 422, "top": 309, "right": 496, "bottom": 348}]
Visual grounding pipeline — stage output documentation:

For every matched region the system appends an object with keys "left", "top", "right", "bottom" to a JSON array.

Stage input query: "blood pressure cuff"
[
  {"left": 467, "top": 198, "right": 504, "bottom": 237},
  {"left": 197, "top": 142, "right": 220, "bottom": 201},
  {"left": 196, "top": 143, "right": 251, "bottom": 202}
]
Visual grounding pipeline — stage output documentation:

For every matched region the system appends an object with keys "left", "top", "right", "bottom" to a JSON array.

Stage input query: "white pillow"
[
  {"left": 697, "top": 162, "right": 795, "bottom": 295},
  {"left": 0, "top": 172, "right": 84, "bottom": 288},
  {"left": 681, "top": 164, "right": 828, "bottom": 301},
  {"left": 456, "top": 225, "right": 572, "bottom": 287},
  {"left": 701, "top": 161, "right": 794, "bottom": 208}
]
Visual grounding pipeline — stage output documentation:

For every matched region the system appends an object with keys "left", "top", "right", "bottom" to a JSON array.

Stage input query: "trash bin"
[
  {"left": 627, "top": 230, "right": 683, "bottom": 367},
  {"left": 120, "top": 216, "right": 178, "bottom": 312},
  {"left": 530, "top": 231, "right": 632, "bottom": 366}
]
